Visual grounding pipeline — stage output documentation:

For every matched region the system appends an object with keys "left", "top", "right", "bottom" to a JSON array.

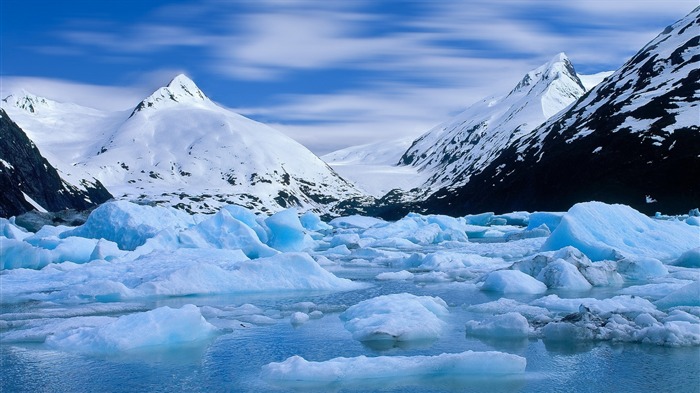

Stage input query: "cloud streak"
[{"left": 7, "top": 0, "right": 697, "bottom": 153}]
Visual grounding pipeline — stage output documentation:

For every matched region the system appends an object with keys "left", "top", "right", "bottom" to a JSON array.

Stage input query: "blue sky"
[{"left": 1, "top": 0, "right": 696, "bottom": 154}]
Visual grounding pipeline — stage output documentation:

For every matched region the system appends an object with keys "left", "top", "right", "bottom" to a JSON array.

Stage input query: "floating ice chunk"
[
  {"left": 464, "top": 212, "right": 494, "bottom": 226},
  {"left": 616, "top": 257, "right": 668, "bottom": 280},
  {"left": 62, "top": 201, "right": 194, "bottom": 250},
  {"left": 177, "top": 209, "right": 278, "bottom": 259},
  {"left": 340, "top": 293, "right": 448, "bottom": 342},
  {"left": 542, "top": 202, "right": 700, "bottom": 262},
  {"left": 0, "top": 237, "right": 53, "bottom": 269},
  {"left": 330, "top": 233, "right": 361, "bottom": 249},
  {"left": 420, "top": 252, "right": 503, "bottom": 271},
  {"left": 2, "top": 249, "right": 362, "bottom": 303},
  {"left": 90, "top": 238, "right": 126, "bottom": 261},
  {"left": 309, "top": 310, "right": 324, "bottom": 319},
  {"left": 1, "top": 235, "right": 99, "bottom": 268},
  {"left": 23, "top": 225, "right": 72, "bottom": 244},
  {"left": 329, "top": 215, "right": 385, "bottom": 229},
  {"left": 481, "top": 270, "right": 547, "bottom": 294},
  {"left": 505, "top": 224, "right": 551, "bottom": 241},
  {"left": 349, "top": 248, "right": 416, "bottom": 268},
  {"left": 366, "top": 237, "right": 421, "bottom": 250},
  {"left": 671, "top": 248, "right": 700, "bottom": 268},
  {"left": 360, "top": 214, "right": 469, "bottom": 245},
  {"left": 133, "top": 251, "right": 361, "bottom": 297},
  {"left": 664, "top": 310, "right": 700, "bottom": 324},
  {"left": 494, "top": 211, "right": 530, "bottom": 226},
  {"left": 361, "top": 216, "right": 423, "bottom": 242},
  {"left": 265, "top": 209, "right": 312, "bottom": 252},
  {"left": 45, "top": 304, "right": 216, "bottom": 353},
  {"left": 513, "top": 247, "right": 621, "bottom": 287},
  {"left": 465, "top": 312, "right": 531, "bottom": 338},
  {"left": 221, "top": 204, "right": 268, "bottom": 242},
  {"left": 261, "top": 351, "right": 526, "bottom": 382},
  {"left": 536, "top": 259, "right": 592, "bottom": 291},
  {"left": 375, "top": 270, "right": 414, "bottom": 281},
  {"left": 0, "top": 217, "right": 31, "bottom": 240},
  {"left": 290, "top": 312, "right": 310, "bottom": 326},
  {"left": 323, "top": 244, "right": 352, "bottom": 256},
  {"left": 655, "top": 281, "right": 700, "bottom": 309},
  {"left": 532, "top": 294, "right": 660, "bottom": 316},
  {"left": 539, "top": 304, "right": 699, "bottom": 346},
  {"left": 463, "top": 225, "right": 489, "bottom": 238},
  {"left": 526, "top": 212, "right": 564, "bottom": 231},
  {"left": 618, "top": 281, "right": 692, "bottom": 299},
  {"left": 299, "top": 211, "right": 332, "bottom": 232},
  {"left": 634, "top": 313, "right": 658, "bottom": 327},
  {"left": 467, "top": 298, "right": 550, "bottom": 319}
]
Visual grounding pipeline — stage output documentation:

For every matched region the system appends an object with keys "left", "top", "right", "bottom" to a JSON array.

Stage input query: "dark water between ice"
[{"left": 2, "top": 271, "right": 699, "bottom": 393}]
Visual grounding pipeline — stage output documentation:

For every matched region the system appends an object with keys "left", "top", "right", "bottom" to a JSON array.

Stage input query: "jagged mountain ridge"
[
  {"left": 408, "top": 7, "right": 700, "bottom": 217},
  {"left": 398, "top": 53, "right": 587, "bottom": 192},
  {"left": 2, "top": 75, "right": 365, "bottom": 214},
  {"left": 0, "top": 109, "right": 112, "bottom": 217}
]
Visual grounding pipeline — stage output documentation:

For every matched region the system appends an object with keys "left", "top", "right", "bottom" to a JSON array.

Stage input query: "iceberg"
[
  {"left": 45, "top": 304, "right": 217, "bottom": 353},
  {"left": 265, "top": 208, "right": 312, "bottom": 252},
  {"left": 481, "top": 270, "right": 548, "bottom": 294},
  {"left": 177, "top": 209, "right": 278, "bottom": 259},
  {"left": 465, "top": 312, "right": 532, "bottom": 338},
  {"left": 261, "top": 351, "right": 527, "bottom": 382},
  {"left": 672, "top": 248, "right": 700, "bottom": 268},
  {"left": 61, "top": 201, "right": 195, "bottom": 250},
  {"left": 542, "top": 202, "right": 700, "bottom": 262},
  {"left": 340, "top": 293, "right": 448, "bottom": 342}
]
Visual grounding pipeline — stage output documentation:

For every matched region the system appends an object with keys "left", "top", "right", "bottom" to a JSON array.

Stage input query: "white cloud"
[
  {"left": 0, "top": 77, "right": 151, "bottom": 111},
  {"left": 15, "top": 0, "right": 696, "bottom": 154}
]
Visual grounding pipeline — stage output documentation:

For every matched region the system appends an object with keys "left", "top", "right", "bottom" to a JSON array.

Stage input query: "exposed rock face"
[{"left": 0, "top": 109, "right": 112, "bottom": 217}]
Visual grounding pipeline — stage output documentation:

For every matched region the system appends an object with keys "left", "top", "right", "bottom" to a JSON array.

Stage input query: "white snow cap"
[{"left": 132, "top": 73, "right": 210, "bottom": 115}]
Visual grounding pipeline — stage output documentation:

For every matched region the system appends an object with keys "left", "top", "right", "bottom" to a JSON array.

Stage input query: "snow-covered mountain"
[
  {"left": 2, "top": 75, "right": 365, "bottom": 214},
  {"left": 412, "top": 6, "right": 700, "bottom": 216},
  {"left": 399, "top": 53, "right": 587, "bottom": 192},
  {"left": 0, "top": 109, "right": 112, "bottom": 217}
]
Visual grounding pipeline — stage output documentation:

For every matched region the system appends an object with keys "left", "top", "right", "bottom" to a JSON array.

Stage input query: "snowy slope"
[
  {"left": 399, "top": 53, "right": 587, "bottom": 191},
  {"left": 322, "top": 138, "right": 427, "bottom": 196},
  {"left": 1, "top": 92, "right": 125, "bottom": 192},
  {"left": 2, "top": 75, "right": 365, "bottom": 214},
  {"left": 414, "top": 7, "right": 700, "bottom": 216}
]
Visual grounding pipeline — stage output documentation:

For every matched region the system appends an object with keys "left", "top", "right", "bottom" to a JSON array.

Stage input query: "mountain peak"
[
  {"left": 166, "top": 74, "right": 206, "bottom": 100},
  {"left": 2, "top": 90, "right": 54, "bottom": 114},
  {"left": 130, "top": 74, "right": 210, "bottom": 117},
  {"left": 510, "top": 52, "right": 584, "bottom": 95}
]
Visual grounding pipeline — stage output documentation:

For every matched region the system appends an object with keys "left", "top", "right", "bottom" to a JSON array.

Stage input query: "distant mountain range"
[
  {"left": 2, "top": 75, "right": 364, "bottom": 215},
  {"left": 348, "top": 6, "right": 698, "bottom": 218}
]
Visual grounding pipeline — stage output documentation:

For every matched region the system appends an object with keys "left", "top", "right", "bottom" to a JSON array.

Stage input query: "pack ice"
[{"left": 1, "top": 200, "right": 698, "bottom": 363}]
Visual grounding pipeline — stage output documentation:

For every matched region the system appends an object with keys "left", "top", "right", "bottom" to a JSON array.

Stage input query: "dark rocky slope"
[{"left": 0, "top": 109, "right": 112, "bottom": 217}]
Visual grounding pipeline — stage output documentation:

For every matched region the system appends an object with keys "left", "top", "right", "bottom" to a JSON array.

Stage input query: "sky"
[{"left": 1, "top": 0, "right": 696, "bottom": 155}]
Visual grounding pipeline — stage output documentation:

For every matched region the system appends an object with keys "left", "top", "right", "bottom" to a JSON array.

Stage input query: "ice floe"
[
  {"left": 340, "top": 293, "right": 449, "bottom": 342},
  {"left": 261, "top": 351, "right": 526, "bottom": 382}
]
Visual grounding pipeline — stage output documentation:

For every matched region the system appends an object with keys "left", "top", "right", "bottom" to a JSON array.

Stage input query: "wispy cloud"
[
  {"left": 0, "top": 77, "right": 150, "bottom": 111},
  {"left": 10, "top": 0, "right": 697, "bottom": 153}
]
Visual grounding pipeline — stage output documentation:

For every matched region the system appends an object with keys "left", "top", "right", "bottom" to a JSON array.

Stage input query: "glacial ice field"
[{"left": 1, "top": 200, "right": 699, "bottom": 392}]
